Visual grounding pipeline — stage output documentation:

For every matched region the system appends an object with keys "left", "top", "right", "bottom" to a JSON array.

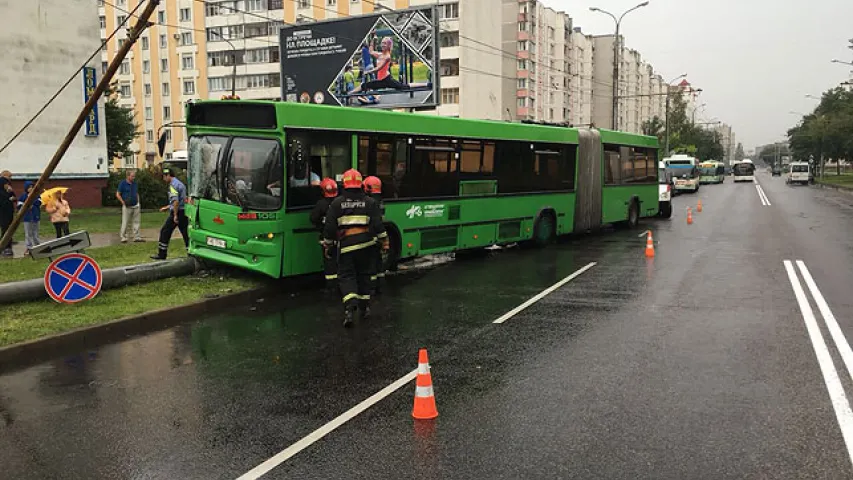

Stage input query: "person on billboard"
[{"left": 348, "top": 37, "right": 429, "bottom": 95}]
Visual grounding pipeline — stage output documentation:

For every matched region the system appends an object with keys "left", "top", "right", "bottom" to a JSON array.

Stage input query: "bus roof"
[{"left": 185, "top": 100, "right": 659, "bottom": 148}]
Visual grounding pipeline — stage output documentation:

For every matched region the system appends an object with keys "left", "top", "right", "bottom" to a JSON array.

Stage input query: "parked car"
[{"left": 771, "top": 165, "right": 782, "bottom": 176}]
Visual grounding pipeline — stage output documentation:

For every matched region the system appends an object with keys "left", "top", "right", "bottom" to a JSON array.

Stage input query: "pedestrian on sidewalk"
[
  {"left": 17, "top": 181, "right": 41, "bottom": 255},
  {"left": 0, "top": 171, "right": 16, "bottom": 256},
  {"left": 151, "top": 168, "right": 188, "bottom": 260},
  {"left": 46, "top": 190, "right": 71, "bottom": 238},
  {"left": 116, "top": 169, "right": 143, "bottom": 243}
]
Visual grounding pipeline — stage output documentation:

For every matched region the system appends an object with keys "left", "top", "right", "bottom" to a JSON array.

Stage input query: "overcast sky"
[{"left": 542, "top": 0, "right": 853, "bottom": 150}]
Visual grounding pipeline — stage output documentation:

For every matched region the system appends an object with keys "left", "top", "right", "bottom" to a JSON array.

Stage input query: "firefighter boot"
[
  {"left": 343, "top": 307, "right": 356, "bottom": 328},
  {"left": 358, "top": 300, "right": 371, "bottom": 321}
]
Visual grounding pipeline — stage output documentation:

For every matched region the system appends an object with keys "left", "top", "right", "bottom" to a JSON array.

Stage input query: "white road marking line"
[
  {"left": 754, "top": 185, "right": 766, "bottom": 206},
  {"left": 493, "top": 262, "right": 597, "bottom": 324},
  {"left": 236, "top": 261, "right": 598, "bottom": 478},
  {"left": 755, "top": 184, "right": 771, "bottom": 206},
  {"left": 783, "top": 260, "right": 853, "bottom": 467},
  {"left": 797, "top": 261, "right": 853, "bottom": 384},
  {"left": 236, "top": 369, "right": 419, "bottom": 480}
]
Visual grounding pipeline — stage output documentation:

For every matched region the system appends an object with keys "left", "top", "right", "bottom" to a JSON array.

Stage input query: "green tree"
[
  {"left": 734, "top": 143, "right": 745, "bottom": 161},
  {"left": 788, "top": 87, "right": 853, "bottom": 175},
  {"left": 104, "top": 84, "right": 140, "bottom": 162},
  {"left": 664, "top": 93, "right": 724, "bottom": 160}
]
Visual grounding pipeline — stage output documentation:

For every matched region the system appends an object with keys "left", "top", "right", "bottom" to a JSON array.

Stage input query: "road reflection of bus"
[
  {"left": 732, "top": 159, "right": 756, "bottom": 183},
  {"left": 699, "top": 161, "right": 725, "bottom": 184}
]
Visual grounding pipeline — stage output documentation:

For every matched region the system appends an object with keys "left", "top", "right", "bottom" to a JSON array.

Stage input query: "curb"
[
  {"left": 0, "top": 284, "right": 275, "bottom": 373},
  {"left": 814, "top": 182, "right": 853, "bottom": 194}
]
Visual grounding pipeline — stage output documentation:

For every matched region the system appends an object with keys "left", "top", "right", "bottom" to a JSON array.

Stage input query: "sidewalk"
[{"left": 7, "top": 228, "right": 174, "bottom": 258}]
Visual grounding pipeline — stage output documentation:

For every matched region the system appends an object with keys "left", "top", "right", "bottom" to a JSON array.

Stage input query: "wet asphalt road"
[{"left": 3, "top": 173, "right": 853, "bottom": 479}]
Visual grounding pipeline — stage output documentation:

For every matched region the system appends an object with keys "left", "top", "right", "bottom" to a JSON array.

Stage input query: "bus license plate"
[{"left": 206, "top": 236, "right": 226, "bottom": 248}]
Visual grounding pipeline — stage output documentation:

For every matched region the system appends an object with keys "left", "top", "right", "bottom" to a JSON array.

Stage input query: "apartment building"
[
  {"left": 2, "top": 0, "right": 108, "bottom": 206},
  {"left": 567, "top": 27, "right": 594, "bottom": 126},
  {"left": 99, "top": 0, "right": 209, "bottom": 168},
  {"left": 714, "top": 123, "right": 736, "bottom": 164}
]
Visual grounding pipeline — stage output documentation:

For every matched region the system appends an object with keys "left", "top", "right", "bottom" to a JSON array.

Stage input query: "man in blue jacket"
[{"left": 18, "top": 181, "right": 41, "bottom": 255}]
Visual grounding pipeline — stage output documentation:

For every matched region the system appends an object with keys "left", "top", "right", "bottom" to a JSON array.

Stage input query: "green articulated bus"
[{"left": 183, "top": 101, "right": 659, "bottom": 278}]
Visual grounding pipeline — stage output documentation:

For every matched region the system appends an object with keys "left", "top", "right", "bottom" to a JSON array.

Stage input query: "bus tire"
[
  {"left": 529, "top": 212, "right": 556, "bottom": 248},
  {"left": 659, "top": 202, "right": 672, "bottom": 219},
  {"left": 627, "top": 200, "right": 640, "bottom": 228},
  {"left": 383, "top": 228, "right": 401, "bottom": 272}
]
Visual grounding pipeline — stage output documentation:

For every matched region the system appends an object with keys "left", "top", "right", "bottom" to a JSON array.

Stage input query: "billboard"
[{"left": 279, "top": 6, "right": 439, "bottom": 110}]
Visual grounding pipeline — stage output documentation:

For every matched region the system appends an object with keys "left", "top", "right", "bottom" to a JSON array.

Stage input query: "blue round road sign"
[{"left": 44, "top": 253, "right": 103, "bottom": 304}]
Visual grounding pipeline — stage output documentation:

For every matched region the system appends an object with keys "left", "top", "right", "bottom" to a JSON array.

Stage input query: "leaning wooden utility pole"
[{"left": 0, "top": 0, "right": 160, "bottom": 252}]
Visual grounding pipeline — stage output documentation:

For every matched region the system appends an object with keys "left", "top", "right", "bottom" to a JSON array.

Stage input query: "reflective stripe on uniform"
[
  {"left": 370, "top": 275, "right": 378, "bottom": 281},
  {"left": 376, "top": 231, "right": 388, "bottom": 239},
  {"left": 337, "top": 215, "right": 369, "bottom": 226},
  {"left": 342, "top": 293, "right": 359, "bottom": 303},
  {"left": 339, "top": 240, "right": 376, "bottom": 254},
  {"left": 357, "top": 294, "right": 371, "bottom": 300},
  {"left": 377, "top": 272, "right": 385, "bottom": 278},
  {"left": 325, "top": 274, "right": 338, "bottom": 280},
  {"left": 415, "top": 385, "right": 434, "bottom": 398}
]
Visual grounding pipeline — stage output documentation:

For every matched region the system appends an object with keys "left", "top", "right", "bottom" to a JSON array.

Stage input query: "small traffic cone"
[
  {"left": 644, "top": 230, "right": 655, "bottom": 258},
  {"left": 412, "top": 348, "right": 438, "bottom": 420},
  {"left": 687, "top": 207, "right": 693, "bottom": 225},
  {"left": 697, "top": 199, "right": 703, "bottom": 213}
]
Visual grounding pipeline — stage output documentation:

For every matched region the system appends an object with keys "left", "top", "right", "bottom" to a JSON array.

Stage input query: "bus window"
[
  {"left": 632, "top": 147, "right": 657, "bottom": 183},
  {"left": 286, "top": 130, "right": 350, "bottom": 208},
  {"left": 603, "top": 144, "right": 620, "bottom": 185},
  {"left": 188, "top": 135, "right": 229, "bottom": 202}
]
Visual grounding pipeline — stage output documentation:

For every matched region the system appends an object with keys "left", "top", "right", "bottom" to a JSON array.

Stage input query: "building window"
[
  {"left": 517, "top": 59, "right": 527, "bottom": 70},
  {"left": 441, "top": 88, "right": 459, "bottom": 104},
  {"left": 517, "top": 78, "right": 527, "bottom": 89},
  {"left": 517, "top": 97, "right": 526, "bottom": 107},
  {"left": 162, "top": 82, "right": 170, "bottom": 96},
  {"left": 118, "top": 38, "right": 126, "bottom": 48},
  {"left": 146, "top": 130, "right": 154, "bottom": 142},
  {"left": 298, "top": 0, "right": 310, "bottom": 8},
  {"left": 164, "top": 130, "right": 172, "bottom": 142},
  {"left": 143, "top": 60, "right": 150, "bottom": 74},
  {"left": 244, "top": 48, "right": 271, "bottom": 64},
  {"left": 101, "top": 61, "right": 108, "bottom": 74},
  {"left": 181, "top": 32, "right": 193, "bottom": 45},
  {"left": 158, "top": 11, "right": 165, "bottom": 24},
  {"left": 183, "top": 80, "right": 196, "bottom": 95},
  {"left": 119, "top": 61, "right": 130, "bottom": 75},
  {"left": 160, "top": 59, "right": 169, "bottom": 72},
  {"left": 179, "top": 8, "right": 191, "bottom": 22},
  {"left": 206, "top": 3, "right": 220, "bottom": 16},
  {"left": 160, "top": 34, "right": 167, "bottom": 48},
  {"left": 326, "top": 0, "right": 337, "bottom": 5},
  {"left": 116, "top": 15, "right": 126, "bottom": 25},
  {"left": 518, "top": 22, "right": 527, "bottom": 32},
  {"left": 181, "top": 53, "right": 194, "bottom": 70},
  {"left": 141, "top": 36, "right": 149, "bottom": 50},
  {"left": 120, "top": 83, "right": 132, "bottom": 97},
  {"left": 439, "top": 3, "right": 459, "bottom": 19},
  {"left": 144, "top": 83, "right": 151, "bottom": 96},
  {"left": 145, "top": 106, "right": 153, "bottom": 120},
  {"left": 246, "top": 0, "right": 265, "bottom": 11},
  {"left": 518, "top": 41, "right": 528, "bottom": 51},
  {"left": 440, "top": 32, "right": 459, "bottom": 48},
  {"left": 163, "top": 106, "right": 171, "bottom": 120},
  {"left": 99, "top": 16, "right": 106, "bottom": 28}
]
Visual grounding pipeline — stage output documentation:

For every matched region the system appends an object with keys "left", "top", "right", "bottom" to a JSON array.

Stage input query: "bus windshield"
[
  {"left": 699, "top": 166, "right": 717, "bottom": 175},
  {"left": 188, "top": 135, "right": 283, "bottom": 210},
  {"left": 792, "top": 164, "right": 809, "bottom": 173}
]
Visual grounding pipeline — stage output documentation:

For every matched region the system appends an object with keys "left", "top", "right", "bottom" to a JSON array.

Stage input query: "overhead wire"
[{"left": 0, "top": 0, "right": 147, "bottom": 156}]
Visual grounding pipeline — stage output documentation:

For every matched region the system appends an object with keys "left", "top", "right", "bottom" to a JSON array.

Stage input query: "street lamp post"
[
  {"left": 663, "top": 73, "right": 687, "bottom": 156},
  {"left": 831, "top": 59, "right": 853, "bottom": 67},
  {"left": 590, "top": 2, "right": 649, "bottom": 131},
  {"left": 692, "top": 102, "right": 707, "bottom": 125},
  {"left": 211, "top": 31, "right": 239, "bottom": 98}
]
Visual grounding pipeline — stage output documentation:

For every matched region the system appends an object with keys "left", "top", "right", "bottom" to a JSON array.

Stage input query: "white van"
[{"left": 786, "top": 162, "right": 810, "bottom": 185}]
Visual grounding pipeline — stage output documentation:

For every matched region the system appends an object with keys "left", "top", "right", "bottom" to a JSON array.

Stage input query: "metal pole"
[
  {"left": 612, "top": 24, "right": 620, "bottom": 130},
  {"left": 0, "top": 0, "right": 161, "bottom": 252},
  {"left": 212, "top": 31, "right": 238, "bottom": 98},
  {"left": 664, "top": 91, "right": 670, "bottom": 155}
]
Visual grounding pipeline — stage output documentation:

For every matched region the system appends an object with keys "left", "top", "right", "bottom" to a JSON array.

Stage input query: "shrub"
[{"left": 102, "top": 164, "right": 187, "bottom": 209}]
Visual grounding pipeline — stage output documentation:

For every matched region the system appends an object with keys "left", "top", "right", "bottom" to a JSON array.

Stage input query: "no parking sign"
[{"left": 44, "top": 253, "right": 103, "bottom": 303}]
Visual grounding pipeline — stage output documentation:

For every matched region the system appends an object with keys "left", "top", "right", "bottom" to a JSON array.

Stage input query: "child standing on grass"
[
  {"left": 17, "top": 181, "right": 41, "bottom": 255},
  {"left": 46, "top": 190, "right": 71, "bottom": 238}
]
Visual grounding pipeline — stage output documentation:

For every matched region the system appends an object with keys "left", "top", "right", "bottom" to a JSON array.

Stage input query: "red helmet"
[
  {"left": 363, "top": 176, "right": 382, "bottom": 194},
  {"left": 320, "top": 177, "right": 338, "bottom": 198},
  {"left": 342, "top": 169, "right": 363, "bottom": 189}
]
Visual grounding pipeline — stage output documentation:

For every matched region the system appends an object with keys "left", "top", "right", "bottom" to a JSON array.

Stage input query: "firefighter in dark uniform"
[
  {"left": 310, "top": 178, "right": 339, "bottom": 291},
  {"left": 323, "top": 169, "right": 388, "bottom": 327},
  {"left": 363, "top": 176, "right": 385, "bottom": 295}
]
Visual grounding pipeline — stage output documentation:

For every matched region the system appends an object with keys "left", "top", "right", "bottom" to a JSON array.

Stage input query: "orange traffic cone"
[
  {"left": 644, "top": 230, "right": 655, "bottom": 258},
  {"left": 687, "top": 207, "right": 693, "bottom": 225},
  {"left": 412, "top": 349, "right": 438, "bottom": 420},
  {"left": 697, "top": 199, "right": 703, "bottom": 213}
]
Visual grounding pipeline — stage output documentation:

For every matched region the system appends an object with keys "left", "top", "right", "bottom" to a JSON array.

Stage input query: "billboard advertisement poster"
[{"left": 279, "top": 6, "right": 439, "bottom": 110}]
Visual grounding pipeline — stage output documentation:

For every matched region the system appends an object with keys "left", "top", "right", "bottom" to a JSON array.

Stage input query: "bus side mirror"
[{"left": 157, "top": 132, "right": 168, "bottom": 157}]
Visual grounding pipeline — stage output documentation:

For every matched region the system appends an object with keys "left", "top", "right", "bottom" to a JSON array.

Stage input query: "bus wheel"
[
  {"left": 659, "top": 202, "right": 672, "bottom": 219},
  {"left": 627, "top": 200, "right": 640, "bottom": 228},
  {"left": 383, "top": 229, "right": 401, "bottom": 272},
  {"left": 530, "top": 213, "right": 556, "bottom": 247}
]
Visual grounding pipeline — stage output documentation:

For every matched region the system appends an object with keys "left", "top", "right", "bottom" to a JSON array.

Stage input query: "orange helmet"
[
  {"left": 342, "top": 169, "right": 363, "bottom": 189},
  {"left": 363, "top": 176, "right": 382, "bottom": 194},
  {"left": 320, "top": 177, "right": 338, "bottom": 198}
]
